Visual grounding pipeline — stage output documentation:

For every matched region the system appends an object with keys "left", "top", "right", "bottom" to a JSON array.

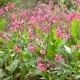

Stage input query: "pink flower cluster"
[
  {"left": 10, "top": 19, "right": 22, "bottom": 31},
  {"left": 40, "top": 49, "right": 46, "bottom": 54},
  {"left": 14, "top": 45, "right": 20, "bottom": 53},
  {"left": 37, "top": 57, "right": 51, "bottom": 71},
  {"left": 56, "top": 27, "right": 70, "bottom": 39},
  {"left": 66, "top": 13, "right": 80, "bottom": 23},
  {"left": 54, "top": 54, "right": 62, "bottom": 61},
  {"left": 28, "top": 43, "right": 36, "bottom": 52},
  {"left": 0, "top": 7, "right": 5, "bottom": 15},
  {"left": 41, "top": 24, "right": 50, "bottom": 33},
  {"left": 74, "top": 44, "right": 80, "bottom": 49},
  {"left": 28, "top": 30, "right": 35, "bottom": 39},
  {"left": 7, "top": 2, "right": 15, "bottom": 9}
]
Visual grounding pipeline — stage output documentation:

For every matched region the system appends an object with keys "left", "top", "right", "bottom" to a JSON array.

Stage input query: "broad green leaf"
[
  {"left": 0, "top": 69, "right": 6, "bottom": 78},
  {"left": 29, "top": 56, "right": 36, "bottom": 67},
  {"left": 22, "top": 30, "right": 28, "bottom": 40},
  {"left": 75, "top": 75, "right": 80, "bottom": 79},
  {"left": 64, "top": 46, "right": 72, "bottom": 54},
  {"left": 0, "top": 19, "right": 5, "bottom": 31},
  {"left": 3, "top": 76, "right": 12, "bottom": 80},
  {"left": 71, "top": 19, "right": 79, "bottom": 37},
  {"left": 33, "top": 70, "right": 41, "bottom": 75},
  {"left": 6, "top": 59, "right": 18, "bottom": 72},
  {"left": 58, "top": 39, "right": 68, "bottom": 53}
]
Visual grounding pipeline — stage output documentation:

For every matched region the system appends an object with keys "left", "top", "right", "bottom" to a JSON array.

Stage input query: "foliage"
[{"left": 0, "top": 0, "right": 80, "bottom": 80}]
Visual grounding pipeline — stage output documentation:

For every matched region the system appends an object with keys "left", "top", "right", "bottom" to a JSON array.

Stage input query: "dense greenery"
[{"left": 0, "top": 0, "right": 80, "bottom": 80}]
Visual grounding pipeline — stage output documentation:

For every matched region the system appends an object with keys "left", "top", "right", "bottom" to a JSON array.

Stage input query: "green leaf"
[
  {"left": 71, "top": 19, "right": 79, "bottom": 37},
  {"left": 6, "top": 59, "right": 18, "bottom": 72},
  {"left": 33, "top": 70, "right": 41, "bottom": 75},
  {"left": 64, "top": 46, "right": 72, "bottom": 54},
  {"left": 29, "top": 56, "right": 36, "bottom": 67},
  {"left": 0, "top": 19, "right": 5, "bottom": 31},
  {"left": 0, "top": 69, "right": 6, "bottom": 78},
  {"left": 58, "top": 39, "right": 68, "bottom": 53},
  {"left": 75, "top": 75, "right": 80, "bottom": 79},
  {"left": 3, "top": 76, "right": 12, "bottom": 80},
  {"left": 22, "top": 30, "right": 28, "bottom": 40}
]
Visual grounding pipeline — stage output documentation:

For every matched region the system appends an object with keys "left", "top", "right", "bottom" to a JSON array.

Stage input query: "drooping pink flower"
[
  {"left": 37, "top": 62, "right": 46, "bottom": 71},
  {"left": 0, "top": 7, "right": 5, "bottom": 15},
  {"left": 7, "top": 2, "right": 15, "bottom": 8},
  {"left": 11, "top": 13, "right": 16, "bottom": 19},
  {"left": 20, "top": 10, "right": 27, "bottom": 17},
  {"left": 46, "top": 63, "right": 50, "bottom": 68},
  {"left": 56, "top": 27, "right": 69, "bottom": 39},
  {"left": 54, "top": 54, "right": 62, "bottom": 61},
  {"left": 11, "top": 20, "right": 22, "bottom": 25},
  {"left": 74, "top": 0, "right": 80, "bottom": 4},
  {"left": 74, "top": 44, "right": 80, "bottom": 49},
  {"left": 9, "top": 27, "right": 16, "bottom": 32},
  {"left": 40, "top": 50, "right": 46, "bottom": 54},
  {"left": 53, "top": 5, "right": 60, "bottom": 11},
  {"left": 14, "top": 45, "right": 20, "bottom": 53},
  {"left": 28, "top": 43, "right": 36, "bottom": 52},
  {"left": 41, "top": 24, "right": 50, "bottom": 33},
  {"left": 37, "top": 57, "right": 42, "bottom": 62},
  {"left": 50, "top": 67, "right": 54, "bottom": 71},
  {"left": 28, "top": 30, "right": 35, "bottom": 39}
]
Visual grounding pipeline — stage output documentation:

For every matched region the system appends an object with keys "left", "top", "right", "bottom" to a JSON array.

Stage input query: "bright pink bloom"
[
  {"left": 11, "top": 13, "right": 16, "bottom": 19},
  {"left": 37, "top": 57, "right": 42, "bottom": 62},
  {"left": 14, "top": 45, "right": 20, "bottom": 53},
  {"left": 11, "top": 20, "right": 22, "bottom": 25},
  {"left": 46, "top": 63, "right": 50, "bottom": 68},
  {"left": 37, "top": 62, "right": 46, "bottom": 71},
  {"left": 9, "top": 27, "right": 16, "bottom": 31},
  {"left": 50, "top": 67, "right": 53, "bottom": 71},
  {"left": 7, "top": 2, "right": 15, "bottom": 8},
  {"left": 28, "top": 43, "right": 36, "bottom": 52},
  {"left": 77, "top": 0, "right": 80, "bottom": 4},
  {"left": 0, "top": 7, "right": 4, "bottom": 15},
  {"left": 53, "top": 5, "right": 60, "bottom": 11},
  {"left": 74, "top": 44, "right": 80, "bottom": 49},
  {"left": 56, "top": 28, "right": 69, "bottom": 39},
  {"left": 54, "top": 54, "right": 62, "bottom": 61},
  {"left": 28, "top": 30, "right": 35, "bottom": 39},
  {"left": 20, "top": 10, "right": 27, "bottom": 17},
  {"left": 41, "top": 24, "right": 50, "bottom": 33},
  {"left": 40, "top": 50, "right": 46, "bottom": 54}
]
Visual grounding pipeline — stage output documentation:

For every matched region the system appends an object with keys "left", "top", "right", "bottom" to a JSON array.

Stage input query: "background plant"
[{"left": 0, "top": 0, "right": 80, "bottom": 80}]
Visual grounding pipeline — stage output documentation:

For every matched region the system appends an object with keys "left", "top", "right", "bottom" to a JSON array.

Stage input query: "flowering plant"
[{"left": 0, "top": 0, "right": 80, "bottom": 80}]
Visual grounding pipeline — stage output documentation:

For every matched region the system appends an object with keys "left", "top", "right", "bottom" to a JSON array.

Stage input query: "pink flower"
[
  {"left": 37, "top": 57, "right": 42, "bottom": 62},
  {"left": 11, "top": 20, "right": 22, "bottom": 25},
  {"left": 14, "top": 45, "right": 20, "bottom": 53},
  {"left": 7, "top": 2, "right": 15, "bottom": 8},
  {"left": 41, "top": 24, "right": 50, "bottom": 33},
  {"left": 20, "top": 10, "right": 27, "bottom": 17},
  {"left": 50, "top": 67, "right": 53, "bottom": 71},
  {"left": 28, "top": 43, "right": 36, "bottom": 52},
  {"left": 37, "top": 62, "right": 46, "bottom": 71},
  {"left": 53, "top": 5, "right": 60, "bottom": 11},
  {"left": 77, "top": 0, "right": 80, "bottom": 4},
  {"left": 46, "top": 63, "right": 50, "bottom": 68},
  {"left": 74, "top": 44, "right": 80, "bottom": 49},
  {"left": 11, "top": 13, "right": 16, "bottom": 19},
  {"left": 40, "top": 50, "right": 46, "bottom": 54},
  {"left": 9, "top": 27, "right": 16, "bottom": 31},
  {"left": 28, "top": 30, "right": 35, "bottom": 39},
  {"left": 0, "top": 7, "right": 4, "bottom": 15},
  {"left": 54, "top": 54, "right": 62, "bottom": 61},
  {"left": 56, "top": 28, "right": 69, "bottom": 39}
]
